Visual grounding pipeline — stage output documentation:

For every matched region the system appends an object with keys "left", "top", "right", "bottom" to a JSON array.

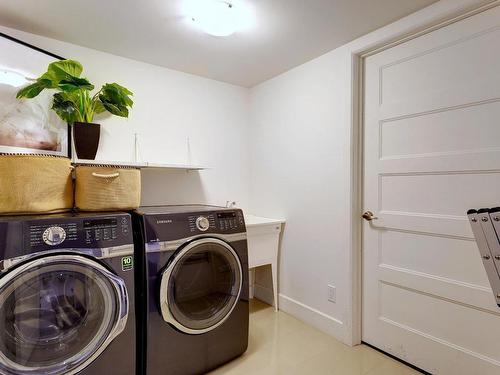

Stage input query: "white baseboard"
[
  {"left": 254, "top": 284, "right": 275, "bottom": 306},
  {"left": 278, "top": 293, "right": 345, "bottom": 343}
]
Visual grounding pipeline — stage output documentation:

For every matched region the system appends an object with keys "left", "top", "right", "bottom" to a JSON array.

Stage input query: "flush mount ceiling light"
[
  {"left": 0, "top": 69, "right": 28, "bottom": 87},
  {"left": 182, "top": 0, "right": 254, "bottom": 37}
]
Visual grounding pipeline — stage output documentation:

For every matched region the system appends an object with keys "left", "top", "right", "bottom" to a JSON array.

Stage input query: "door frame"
[{"left": 347, "top": 0, "right": 500, "bottom": 346}]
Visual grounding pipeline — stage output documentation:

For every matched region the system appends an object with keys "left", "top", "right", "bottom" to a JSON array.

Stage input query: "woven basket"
[
  {"left": 75, "top": 165, "right": 141, "bottom": 211},
  {"left": 0, "top": 155, "right": 74, "bottom": 215}
]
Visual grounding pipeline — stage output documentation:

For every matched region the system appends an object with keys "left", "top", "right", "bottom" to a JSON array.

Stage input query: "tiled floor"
[{"left": 209, "top": 299, "right": 421, "bottom": 375}]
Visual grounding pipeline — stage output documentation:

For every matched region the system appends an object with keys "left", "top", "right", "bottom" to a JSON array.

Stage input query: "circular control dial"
[
  {"left": 42, "top": 226, "right": 67, "bottom": 246},
  {"left": 196, "top": 216, "right": 210, "bottom": 231}
]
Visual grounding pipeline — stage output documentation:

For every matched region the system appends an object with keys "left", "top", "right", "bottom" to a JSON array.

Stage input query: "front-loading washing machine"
[
  {"left": 133, "top": 205, "right": 249, "bottom": 375},
  {"left": 0, "top": 212, "right": 135, "bottom": 375}
]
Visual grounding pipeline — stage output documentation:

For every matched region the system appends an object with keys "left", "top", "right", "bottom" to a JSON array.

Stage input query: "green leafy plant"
[{"left": 16, "top": 59, "right": 133, "bottom": 123}]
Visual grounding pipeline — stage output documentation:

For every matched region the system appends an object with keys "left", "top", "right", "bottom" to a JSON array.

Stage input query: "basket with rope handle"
[{"left": 74, "top": 165, "right": 141, "bottom": 211}]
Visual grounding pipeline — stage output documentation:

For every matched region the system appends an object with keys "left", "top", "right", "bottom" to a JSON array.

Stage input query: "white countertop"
[{"left": 244, "top": 214, "right": 285, "bottom": 227}]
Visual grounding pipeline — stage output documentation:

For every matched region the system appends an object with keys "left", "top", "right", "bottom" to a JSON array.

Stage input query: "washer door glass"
[
  {"left": 0, "top": 255, "right": 126, "bottom": 375},
  {"left": 161, "top": 238, "right": 243, "bottom": 334}
]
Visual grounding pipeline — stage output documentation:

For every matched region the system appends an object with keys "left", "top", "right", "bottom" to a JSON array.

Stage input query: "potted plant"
[{"left": 16, "top": 60, "right": 133, "bottom": 160}]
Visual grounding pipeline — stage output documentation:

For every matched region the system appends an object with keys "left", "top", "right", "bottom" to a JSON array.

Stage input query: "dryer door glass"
[
  {"left": 0, "top": 255, "right": 127, "bottom": 375},
  {"left": 162, "top": 238, "right": 243, "bottom": 334}
]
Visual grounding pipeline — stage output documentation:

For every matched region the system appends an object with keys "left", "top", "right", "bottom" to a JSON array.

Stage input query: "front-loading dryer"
[
  {"left": 133, "top": 205, "right": 249, "bottom": 375},
  {"left": 0, "top": 212, "right": 135, "bottom": 375}
]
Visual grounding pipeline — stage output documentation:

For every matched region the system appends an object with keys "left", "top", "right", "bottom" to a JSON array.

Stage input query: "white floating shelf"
[
  {"left": 143, "top": 162, "right": 207, "bottom": 170},
  {"left": 73, "top": 159, "right": 146, "bottom": 168},
  {"left": 73, "top": 159, "right": 208, "bottom": 171}
]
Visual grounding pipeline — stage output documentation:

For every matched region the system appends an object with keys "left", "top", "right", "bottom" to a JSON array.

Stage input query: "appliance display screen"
[
  {"left": 217, "top": 212, "right": 236, "bottom": 219},
  {"left": 83, "top": 219, "right": 117, "bottom": 228}
]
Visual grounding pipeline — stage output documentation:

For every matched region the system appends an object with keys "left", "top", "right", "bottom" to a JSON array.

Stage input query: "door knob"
[{"left": 362, "top": 211, "right": 378, "bottom": 221}]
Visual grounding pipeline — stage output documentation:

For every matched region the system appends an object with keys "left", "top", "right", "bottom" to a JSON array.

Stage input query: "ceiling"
[{"left": 0, "top": 0, "right": 438, "bottom": 87}]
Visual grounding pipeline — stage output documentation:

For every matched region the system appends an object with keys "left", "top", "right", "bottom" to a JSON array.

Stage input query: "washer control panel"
[
  {"left": 83, "top": 217, "right": 129, "bottom": 243},
  {"left": 42, "top": 226, "right": 67, "bottom": 246},
  {"left": 29, "top": 222, "right": 77, "bottom": 248},
  {"left": 25, "top": 214, "right": 132, "bottom": 250}
]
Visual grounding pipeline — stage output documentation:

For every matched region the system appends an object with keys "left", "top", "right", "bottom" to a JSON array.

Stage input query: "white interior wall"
[
  {"left": 0, "top": 25, "right": 251, "bottom": 209},
  {"left": 0, "top": 0, "right": 489, "bottom": 346},
  {"left": 248, "top": 0, "right": 487, "bottom": 344},
  {"left": 249, "top": 45, "right": 351, "bottom": 340}
]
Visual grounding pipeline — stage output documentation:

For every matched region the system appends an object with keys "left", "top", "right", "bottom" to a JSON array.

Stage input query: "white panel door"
[{"left": 362, "top": 5, "right": 500, "bottom": 374}]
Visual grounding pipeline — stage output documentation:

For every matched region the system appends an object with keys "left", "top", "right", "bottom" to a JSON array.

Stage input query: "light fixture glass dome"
[
  {"left": 182, "top": 0, "right": 254, "bottom": 37},
  {"left": 0, "top": 69, "right": 28, "bottom": 87}
]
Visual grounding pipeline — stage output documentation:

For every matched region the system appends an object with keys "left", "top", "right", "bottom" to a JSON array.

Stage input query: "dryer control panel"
[
  {"left": 186, "top": 211, "right": 244, "bottom": 233},
  {"left": 142, "top": 207, "right": 246, "bottom": 242},
  {"left": 188, "top": 214, "right": 216, "bottom": 232},
  {"left": 216, "top": 211, "right": 244, "bottom": 231}
]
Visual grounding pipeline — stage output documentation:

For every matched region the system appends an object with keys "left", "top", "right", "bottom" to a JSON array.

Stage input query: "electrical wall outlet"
[{"left": 328, "top": 285, "right": 336, "bottom": 303}]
